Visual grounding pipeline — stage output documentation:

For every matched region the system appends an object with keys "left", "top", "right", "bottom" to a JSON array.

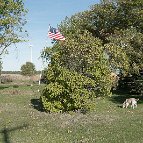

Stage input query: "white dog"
[{"left": 123, "top": 98, "right": 139, "bottom": 109}]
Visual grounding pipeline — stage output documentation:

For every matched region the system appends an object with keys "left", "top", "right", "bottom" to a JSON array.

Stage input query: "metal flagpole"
[{"left": 29, "top": 44, "right": 33, "bottom": 63}]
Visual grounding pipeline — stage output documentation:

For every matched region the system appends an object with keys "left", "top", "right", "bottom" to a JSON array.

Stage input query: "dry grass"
[{"left": 1, "top": 74, "right": 41, "bottom": 85}]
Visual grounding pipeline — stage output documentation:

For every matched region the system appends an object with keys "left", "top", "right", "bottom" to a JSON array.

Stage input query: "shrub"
[
  {"left": 41, "top": 30, "right": 113, "bottom": 113},
  {"left": 40, "top": 64, "right": 112, "bottom": 113},
  {"left": 40, "top": 66, "right": 94, "bottom": 112}
]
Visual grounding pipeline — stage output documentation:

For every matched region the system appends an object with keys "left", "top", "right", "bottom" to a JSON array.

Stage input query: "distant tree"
[
  {"left": 21, "top": 62, "right": 36, "bottom": 76},
  {"left": 0, "top": 0, "right": 27, "bottom": 55}
]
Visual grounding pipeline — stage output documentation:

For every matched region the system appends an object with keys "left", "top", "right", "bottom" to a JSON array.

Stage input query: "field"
[{"left": 0, "top": 82, "right": 143, "bottom": 143}]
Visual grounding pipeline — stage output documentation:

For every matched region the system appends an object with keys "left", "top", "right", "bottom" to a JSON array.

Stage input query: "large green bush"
[
  {"left": 40, "top": 64, "right": 111, "bottom": 113},
  {"left": 41, "top": 66, "right": 93, "bottom": 112},
  {"left": 40, "top": 31, "right": 112, "bottom": 113}
]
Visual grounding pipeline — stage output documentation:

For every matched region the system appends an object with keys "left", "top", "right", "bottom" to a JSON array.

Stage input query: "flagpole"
[
  {"left": 48, "top": 24, "right": 51, "bottom": 32},
  {"left": 29, "top": 44, "right": 33, "bottom": 63}
]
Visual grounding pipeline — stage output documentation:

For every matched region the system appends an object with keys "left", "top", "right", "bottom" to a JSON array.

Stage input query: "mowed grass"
[{"left": 0, "top": 84, "right": 143, "bottom": 143}]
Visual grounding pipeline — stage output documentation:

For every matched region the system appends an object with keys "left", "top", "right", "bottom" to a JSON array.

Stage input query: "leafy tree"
[
  {"left": 21, "top": 62, "right": 36, "bottom": 76},
  {"left": 0, "top": 0, "right": 27, "bottom": 55},
  {"left": 41, "top": 65, "right": 96, "bottom": 113},
  {"left": 41, "top": 0, "right": 143, "bottom": 112},
  {"left": 83, "top": 0, "right": 143, "bottom": 75},
  {"left": 41, "top": 30, "right": 112, "bottom": 112},
  {"left": 106, "top": 28, "right": 143, "bottom": 75},
  {"left": 60, "top": 0, "right": 143, "bottom": 75}
]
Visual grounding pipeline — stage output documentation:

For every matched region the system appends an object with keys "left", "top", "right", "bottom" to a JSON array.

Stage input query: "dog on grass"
[{"left": 122, "top": 98, "right": 139, "bottom": 109}]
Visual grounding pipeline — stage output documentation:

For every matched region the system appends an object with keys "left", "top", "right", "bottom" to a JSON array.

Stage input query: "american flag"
[{"left": 48, "top": 26, "right": 65, "bottom": 41}]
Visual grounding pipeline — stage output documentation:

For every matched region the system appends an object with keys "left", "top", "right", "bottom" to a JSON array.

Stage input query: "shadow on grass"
[
  {"left": 12, "top": 85, "right": 19, "bottom": 88},
  {"left": 0, "top": 124, "right": 28, "bottom": 143},
  {"left": 110, "top": 89, "right": 143, "bottom": 106},
  {"left": 31, "top": 99, "right": 44, "bottom": 112},
  {"left": 0, "top": 85, "right": 10, "bottom": 90}
]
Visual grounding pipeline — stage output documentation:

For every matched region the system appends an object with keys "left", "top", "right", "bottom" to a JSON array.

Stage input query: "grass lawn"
[{"left": 0, "top": 84, "right": 143, "bottom": 143}]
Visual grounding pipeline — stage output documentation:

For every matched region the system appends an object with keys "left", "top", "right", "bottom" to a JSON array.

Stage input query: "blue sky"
[{"left": 2, "top": 0, "right": 100, "bottom": 71}]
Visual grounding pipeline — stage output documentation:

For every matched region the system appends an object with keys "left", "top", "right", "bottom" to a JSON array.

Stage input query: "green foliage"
[
  {"left": 0, "top": 0, "right": 27, "bottom": 55},
  {"left": 88, "top": 0, "right": 143, "bottom": 37},
  {"left": 60, "top": 0, "right": 143, "bottom": 75},
  {"left": 89, "top": 0, "right": 143, "bottom": 74},
  {"left": 41, "top": 64, "right": 111, "bottom": 113},
  {"left": 41, "top": 0, "right": 143, "bottom": 112},
  {"left": 41, "top": 31, "right": 112, "bottom": 112},
  {"left": 41, "top": 65, "right": 94, "bottom": 112},
  {"left": 106, "top": 28, "right": 143, "bottom": 74},
  {"left": 20, "top": 62, "right": 36, "bottom": 76}
]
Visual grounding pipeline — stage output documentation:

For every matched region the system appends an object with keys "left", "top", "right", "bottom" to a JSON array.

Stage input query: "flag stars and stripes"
[{"left": 48, "top": 26, "right": 65, "bottom": 41}]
